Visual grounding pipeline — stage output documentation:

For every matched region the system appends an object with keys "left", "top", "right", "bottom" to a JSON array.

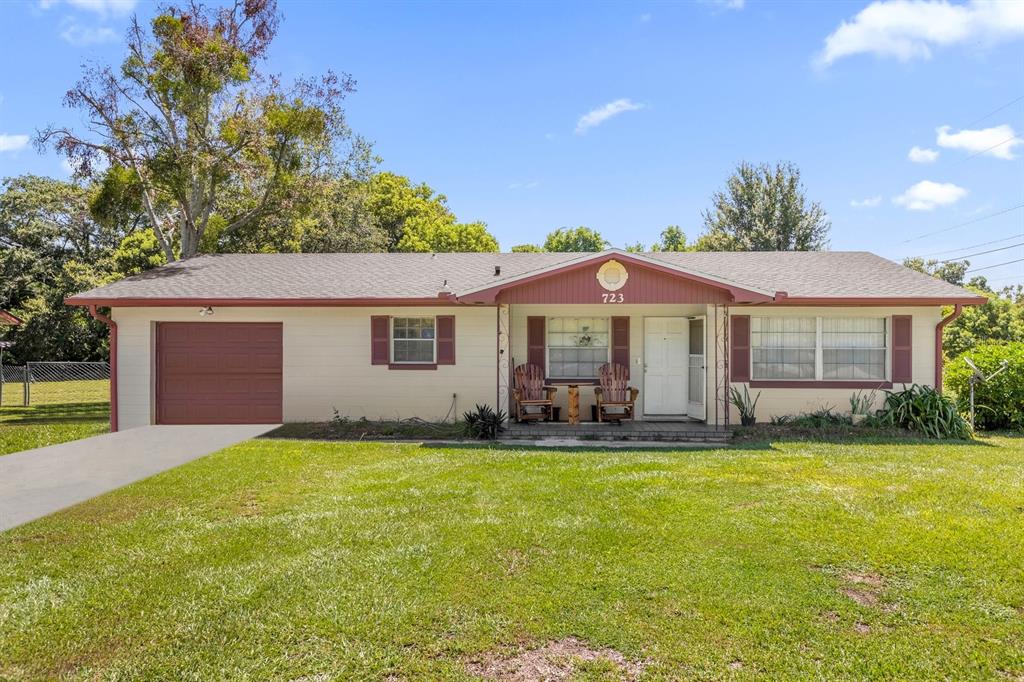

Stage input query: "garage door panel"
[{"left": 156, "top": 323, "right": 282, "bottom": 425}]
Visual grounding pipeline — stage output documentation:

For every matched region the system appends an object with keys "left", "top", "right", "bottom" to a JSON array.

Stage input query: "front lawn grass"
[
  {"left": 1, "top": 436, "right": 1022, "bottom": 679},
  {"left": 0, "top": 402, "right": 109, "bottom": 455}
]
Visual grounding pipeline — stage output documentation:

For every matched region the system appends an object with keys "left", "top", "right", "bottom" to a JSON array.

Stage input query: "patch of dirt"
[
  {"left": 843, "top": 571, "right": 885, "bottom": 588},
  {"left": 821, "top": 611, "right": 841, "bottom": 624},
  {"left": 854, "top": 622, "right": 872, "bottom": 635},
  {"left": 842, "top": 588, "right": 879, "bottom": 607},
  {"left": 728, "top": 660, "right": 744, "bottom": 670},
  {"left": 466, "top": 637, "right": 646, "bottom": 681},
  {"left": 998, "top": 671, "right": 1024, "bottom": 681}
]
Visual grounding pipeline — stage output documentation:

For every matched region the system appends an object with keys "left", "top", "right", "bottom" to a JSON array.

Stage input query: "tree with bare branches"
[{"left": 38, "top": 0, "right": 370, "bottom": 261}]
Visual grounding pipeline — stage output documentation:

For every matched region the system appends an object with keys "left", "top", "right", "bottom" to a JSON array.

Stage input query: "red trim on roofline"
[
  {"left": 456, "top": 251, "right": 775, "bottom": 304},
  {"left": 65, "top": 296, "right": 475, "bottom": 308},
  {"left": 0, "top": 309, "right": 22, "bottom": 325},
  {"left": 741, "top": 295, "right": 988, "bottom": 307}
]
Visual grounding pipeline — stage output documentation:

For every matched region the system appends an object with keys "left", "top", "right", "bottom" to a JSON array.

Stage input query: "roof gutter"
[
  {"left": 934, "top": 304, "right": 963, "bottom": 394},
  {"left": 86, "top": 305, "right": 118, "bottom": 433}
]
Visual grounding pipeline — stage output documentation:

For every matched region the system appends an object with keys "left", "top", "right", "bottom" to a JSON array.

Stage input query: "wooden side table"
[{"left": 567, "top": 384, "right": 580, "bottom": 425}]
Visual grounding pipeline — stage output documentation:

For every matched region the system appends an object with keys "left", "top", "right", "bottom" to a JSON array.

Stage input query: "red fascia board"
[
  {"left": 64, "top": 297, "right": 479, "bottom": 308},
  {"left": 744, "top": 295, "right": 989, "bottom": 307},
  {"left": 0, "top": 309, "right": 23, "bottom": 325},
  {"left": 457, "top": 252, "right": 775, "bottom": 304}
]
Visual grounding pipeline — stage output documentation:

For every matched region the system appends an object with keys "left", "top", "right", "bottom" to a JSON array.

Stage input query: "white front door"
[{"left": 644, "top": 317, "right": 688, "bottom": 415}]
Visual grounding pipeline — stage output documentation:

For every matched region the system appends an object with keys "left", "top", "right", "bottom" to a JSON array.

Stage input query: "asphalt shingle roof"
[{"left": 66, "top": 250, "right": 984, "bottom": 303}]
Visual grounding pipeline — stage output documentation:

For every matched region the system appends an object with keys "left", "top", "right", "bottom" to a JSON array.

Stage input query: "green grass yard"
[
  {"left": 0, "top": 403, "right": 109, "bottom": 456},
  {"left": 0, "top": 436, "right": 1021, "bottom": 679}
]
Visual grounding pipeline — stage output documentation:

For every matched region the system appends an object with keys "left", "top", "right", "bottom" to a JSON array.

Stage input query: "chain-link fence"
[{"left": 1, "top": 362, "right": 110, "bottom": 421}]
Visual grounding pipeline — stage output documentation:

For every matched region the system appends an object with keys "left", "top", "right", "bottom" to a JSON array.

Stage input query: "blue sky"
[{"left": 0, "top": 0, "right": 1022, "bottom": 285}]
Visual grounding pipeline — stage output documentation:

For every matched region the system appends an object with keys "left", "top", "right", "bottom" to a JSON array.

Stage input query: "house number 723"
[{"left": 602, "top": 293, "right": 624, "bottom": 303}]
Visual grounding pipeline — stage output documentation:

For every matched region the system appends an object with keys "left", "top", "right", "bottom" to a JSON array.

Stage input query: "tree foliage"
[
  {"left": 39, "top": 0, "right": 369, "bottom": 260},
  {"left": 696, "top": 162, "right": 829, "bottom": 251},
  {"left": 651, "top": 225, "right": 689, "bottom": 252},
  {"left": 945, "top": 342, "right": 1024, "bottom": 431},
  {"left": 542, "top": 226, "right": 608, "bottom": 252},
  {"left": 510, "top": 243, "right": 542, "bottom": 253}
]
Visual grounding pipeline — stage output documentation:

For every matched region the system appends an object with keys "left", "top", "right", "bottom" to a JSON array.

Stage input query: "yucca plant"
[
  {"left": 729, "top": 385, "right": 761, "bottom": 426},
  {"left": 878, "top": 384, "right": 972, "bottom": 440}
]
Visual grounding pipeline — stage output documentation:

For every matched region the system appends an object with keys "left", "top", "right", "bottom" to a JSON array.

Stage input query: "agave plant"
[{"left": 878, "top": 384, "right": 972, "bottom": 440}]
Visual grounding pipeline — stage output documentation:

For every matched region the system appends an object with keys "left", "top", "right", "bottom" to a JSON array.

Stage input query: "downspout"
[
  {"left": 87, "top": 305, "right": 118, "bottom": 432},
  {"left": 934, "top": 304, "right": 963, "bottom": 394}
]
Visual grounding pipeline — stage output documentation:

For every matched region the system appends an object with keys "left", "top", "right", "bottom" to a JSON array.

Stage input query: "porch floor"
[{"left": 503, "top": 419, "right": 729, "bottom": 443}]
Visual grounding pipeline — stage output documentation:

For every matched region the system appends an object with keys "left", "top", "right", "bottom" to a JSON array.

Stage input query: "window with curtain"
[
  {"left": 751, "top": 317, "right": 816, "bottom": 379},
  {"left": 392, "top": 317, "right": 435, "bottom": 363},
  {"left": 547, "top": 317, "right": 609, "bottom": 379},
  {"left": 823, "top": 318, "right": 887, "bottom": 380}
]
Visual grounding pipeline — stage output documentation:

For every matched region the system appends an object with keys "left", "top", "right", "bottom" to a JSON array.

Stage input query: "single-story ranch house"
[{"left": 66, "top": 249, "right": 986, "bottom": 432}]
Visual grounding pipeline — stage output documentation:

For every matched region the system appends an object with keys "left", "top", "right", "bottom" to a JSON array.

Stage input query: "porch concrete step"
[{"left": 502, "top": 422, "right": 730, "bottom": 443}]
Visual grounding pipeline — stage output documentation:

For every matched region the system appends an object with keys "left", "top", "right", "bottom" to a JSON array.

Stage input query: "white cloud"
[
  {"left": 41, "top": 0, "right": 137, "bottom": 15},
  {"left": 575, "top": 99, "right": 645, "bottom": 135},
  {"left": 702, "top": 0, "right": 745, "bottom": 10},
  {"left": 893, "top": 180, "right": 968, "bottom": 210},
  {"left": 60, "top": 22, "right": 118, "bottom": 45},
  {"left": 936, "top": 123, "right": 1022, "bottom": 159},
  {"left": 850, "top": 195, "right": 883, "bottom": 208},
  {"left": 0, "top": 134, "right": 30, "bottom": 152},
  {"left": 908, "top": 146, "right": 939, "bottom": 163},
  {"left": 815, "top": 0, "right": 1024, "bottom": 67}
]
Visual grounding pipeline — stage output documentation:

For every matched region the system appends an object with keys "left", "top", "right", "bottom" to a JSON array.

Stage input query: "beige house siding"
[
  {"left": 724, "top": 305, "right": 944, "bottom": 424},
  {"left": 112, "top": 306, "right": 497, "bottom": 430},
  {"left": 110, "top": 303, "right": 946, "bottom": 430}
]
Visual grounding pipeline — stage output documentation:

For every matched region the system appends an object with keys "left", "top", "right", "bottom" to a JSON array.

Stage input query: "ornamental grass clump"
[{"left": 878, "top": 384, "right": 972, "bottom": 440}]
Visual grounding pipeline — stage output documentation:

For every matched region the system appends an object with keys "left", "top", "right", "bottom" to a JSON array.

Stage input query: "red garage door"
[{"left": 156, "top": 323, "right": 282, "bottom": 425}]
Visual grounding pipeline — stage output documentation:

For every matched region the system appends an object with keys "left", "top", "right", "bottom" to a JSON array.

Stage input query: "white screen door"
[
  {"left": 643, "top": 317, "right": 688, "bottom": 415},
  {"left": 688, "top": 316, "right": 706, "bottom": 420}
]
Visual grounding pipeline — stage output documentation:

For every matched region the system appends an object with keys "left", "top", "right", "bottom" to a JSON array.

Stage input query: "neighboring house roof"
[
  {"left": 64, "top": 249, "right": 987, "bottom": 306},
  {"left": 0, "top": 309, "right": 22, "bottom": 325}
]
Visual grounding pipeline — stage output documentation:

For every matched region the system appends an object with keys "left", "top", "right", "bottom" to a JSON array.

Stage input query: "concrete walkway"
[{"left": 0, "top": 424, "right": 277, "bottom": 531}]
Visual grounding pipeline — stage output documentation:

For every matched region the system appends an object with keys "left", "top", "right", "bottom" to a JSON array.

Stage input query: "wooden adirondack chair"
[
  {"left": 512, "top": 363, "right": 557, "bottom": 422},
  {"left": 594, "top": 363, "right": 639, "bottom": 423}
]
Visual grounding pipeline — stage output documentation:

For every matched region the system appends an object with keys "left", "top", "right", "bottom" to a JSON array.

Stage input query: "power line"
[
  {"left": 967, "top": 257, "right": 1024, "bottom": 273},
  {"left": 913, "top": 232, "right": 1024, "bottom": 258},
  {"left": 963, "top": 94, "right": 1024, "bottom": 129},
  {"left": 960, "top": 134, "right": 1022, "bottom": 162},
  {"left": 938, "top": 241, "right": 1024, "bottom": 263},
  {"left": 901, "top": 204, "right": 1024, "bottom": 243}
]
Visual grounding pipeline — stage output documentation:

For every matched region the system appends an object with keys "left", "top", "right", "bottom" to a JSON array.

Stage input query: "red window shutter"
[
  {"left": 612, "top": 316, "right": 630, "bottom": 377},
  {"left": 436, "top": 315, "right": 455, "bottom": 365},
  {"left": 730, "top": 315, "right": 751, "bottom": 383},
  {"left": 527, "top": 316, "right": 546, "bottom": 372},
  {"left": 371, "top": 316, "right": 390, "bottom": 365},
  {"left": 892, "top": 315, "right": 912, "bottom": 384}
]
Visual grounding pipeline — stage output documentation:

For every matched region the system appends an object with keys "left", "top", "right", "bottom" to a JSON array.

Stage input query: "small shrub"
[
  {"left": 945, "top": 341, "right": 1024, "bottom": 431},
  {"left": 789, "top": 405, "right": 850, "bottom": 428},
  {"left": 462, "top": 404, "right": 507, "bottom": 440},
  {"left": 878, "top": 384, "right": 972, "bottom": 440},
  {"left": 849, "top": 390, "right": 877, "bottom": 416},
  {"left": 729, "top": 385, "right": 760, "bottom": 426}
]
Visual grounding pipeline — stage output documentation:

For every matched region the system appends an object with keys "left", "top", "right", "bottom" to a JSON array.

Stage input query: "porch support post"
[
  {"left": 497, "top": 304, "right": 510, "bottom": 420},
  {"left": 712, "top": 303, "right": 730, "bottom": 429}
]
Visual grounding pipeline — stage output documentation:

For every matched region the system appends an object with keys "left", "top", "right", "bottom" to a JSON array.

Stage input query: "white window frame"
[
  {"left": 821, "top": 317, "right": 888, "bottom": 381},
  {"left": 750, "top": 316, "right": 889, "bottom": 382},
  {"left": 546, "top": 316, "right": 612, "bottom": 380},
  {"left": 390, "top": 316, "right": 437, "bottom": 365}
]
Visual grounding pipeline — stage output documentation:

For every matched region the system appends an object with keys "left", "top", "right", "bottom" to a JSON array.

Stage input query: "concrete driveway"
[{"left": 0, "top": 424, "right": 277, "bottom": 531}]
